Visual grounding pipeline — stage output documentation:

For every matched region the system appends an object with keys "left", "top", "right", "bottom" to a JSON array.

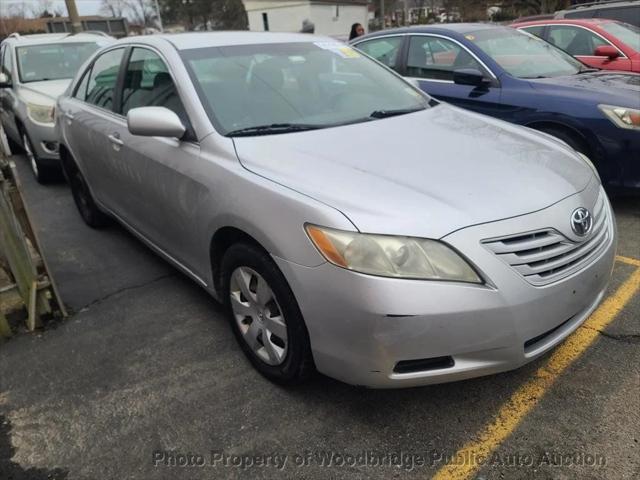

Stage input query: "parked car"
[
  {"left": 351, "top": 24, "right": 640, "bottom": 193},
  {"left": 0, "top": 32, "right": 114, "bottom": 182},
  {"left": 57, "top": 32, "right": 615, "bottom": 388},
  {"left": 555, "top": 0, "right": 640, "bottom": 27},
  {"left": 512, "top": 19, "right": 640, "bottom": 72}
]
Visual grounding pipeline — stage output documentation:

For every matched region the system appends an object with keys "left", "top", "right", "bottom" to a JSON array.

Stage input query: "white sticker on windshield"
[{"left": 314, "top": 42, "right": 360, "bottom": 58}]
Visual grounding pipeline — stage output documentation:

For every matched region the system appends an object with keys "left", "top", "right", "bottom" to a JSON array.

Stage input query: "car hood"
[
  {"left": 18, "top": 79, "right": 71, "bottom": 104},
  {"left": 530, "top": 71, "right": 640, "bottom": 107},
  {"left": 233, "top": 105, "right": 594, "bottom": 238}
]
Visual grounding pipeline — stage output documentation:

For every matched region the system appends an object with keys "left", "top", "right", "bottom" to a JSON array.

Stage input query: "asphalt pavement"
[{"left": 1, "top": 154, "right": 638, "bottom": 480}]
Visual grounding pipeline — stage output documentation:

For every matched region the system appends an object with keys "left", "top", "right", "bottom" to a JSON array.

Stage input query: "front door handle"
[{"left": 108, "top": 132, "right": 123, "bottom": 149}]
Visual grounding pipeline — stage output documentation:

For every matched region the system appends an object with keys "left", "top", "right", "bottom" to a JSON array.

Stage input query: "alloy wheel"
[{"left": 229, "top": 266, "right": 288, "bottom": 366}]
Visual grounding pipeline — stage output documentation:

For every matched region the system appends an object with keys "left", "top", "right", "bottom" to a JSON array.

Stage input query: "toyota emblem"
[{"left": 571, "top": 208, "right": 593, "bottom": 237}]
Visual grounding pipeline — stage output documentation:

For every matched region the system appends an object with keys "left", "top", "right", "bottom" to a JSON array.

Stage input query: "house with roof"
[{"left": 242, "top": 0, "right": 369, "bottom": 38}]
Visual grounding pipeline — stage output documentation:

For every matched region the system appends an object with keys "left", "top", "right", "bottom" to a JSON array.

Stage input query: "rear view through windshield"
[
  {"left": 181, "top": 42, "right": 430, "bottom": 135},
  {"left": 16, "top": 42, "right": 101, "bottom": 83}
]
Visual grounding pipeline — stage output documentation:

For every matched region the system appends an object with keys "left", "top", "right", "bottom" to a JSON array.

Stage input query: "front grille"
[{"left": 483, "top": 190, "right": 611, "bottom": 286}]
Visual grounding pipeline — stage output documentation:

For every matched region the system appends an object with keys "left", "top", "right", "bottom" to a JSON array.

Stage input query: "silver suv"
[{"left": 0, "top": 32, "right": 113, "bottom": 182}]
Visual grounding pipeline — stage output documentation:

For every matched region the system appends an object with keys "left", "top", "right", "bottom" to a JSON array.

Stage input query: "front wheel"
[
  {"left": 22, "top": 132, "right": 55, "bottom": 184},
  {"left": 221, "top": 243, "right": 314, "bottom": 384}
]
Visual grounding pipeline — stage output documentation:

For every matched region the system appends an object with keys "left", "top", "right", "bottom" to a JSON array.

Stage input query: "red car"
[{"left": 512, "top": 19, "right": 640, "bottom": 72}]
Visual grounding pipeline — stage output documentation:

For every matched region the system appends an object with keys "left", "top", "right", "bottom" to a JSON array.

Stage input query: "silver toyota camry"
[{"left": 55, "top": 32, "right": 616, "bottom": 388}]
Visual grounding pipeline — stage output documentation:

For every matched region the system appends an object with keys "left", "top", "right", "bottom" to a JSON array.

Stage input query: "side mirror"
[
  {"left": 453, "top": 68, "right": 489, "bottom": 87},
  {"left": 0, "top": 72, "right": 11, "bottom": 88},
  {"left": 594, "top": 45, "right": 620, "bottom": 59},
  {"left": 127, "top": 106, "right": 185, "bottom": 138}
]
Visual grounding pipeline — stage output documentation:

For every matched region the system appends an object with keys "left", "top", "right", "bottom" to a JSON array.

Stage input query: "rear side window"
[
  {"left": 564, "top": 10, "right": 597, "bottom": 19},
  {"left": 85, "top": 48, "right": 125, "bottom": 111},
  {"left": 594, "top": 7, "right": 640, "bottom": 26},
  {"left": 355, "top": 37, "right": 403, "bottom": 69}
]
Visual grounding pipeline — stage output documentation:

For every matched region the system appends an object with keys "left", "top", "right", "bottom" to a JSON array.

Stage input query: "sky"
[{"left": 2, "top": 1, "right": 103, "bottom": 18}]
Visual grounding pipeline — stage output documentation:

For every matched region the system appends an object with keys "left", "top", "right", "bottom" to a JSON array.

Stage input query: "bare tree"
[
  {"left": 100, "top": 0, "right": 128, "bottom": 18},
  {"left": 125, "top": 0, "right": 157, "bottom": 27},
  {"left": 29, "top": 0, "right": 55, "bottom": 18}
]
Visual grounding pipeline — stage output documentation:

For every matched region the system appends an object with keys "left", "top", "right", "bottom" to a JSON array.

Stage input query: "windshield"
[
  {"left": 16, "top": 42, "right": 101, "bottom": 83},
  {"left": 601, "top": 22, "right": 640, "bottom": 52},
  {"left": 467, "top": 28, "right": 585, "bottom": 78},
  {"left": 180, "top": 42, "right": 430, "bottom": 136}
]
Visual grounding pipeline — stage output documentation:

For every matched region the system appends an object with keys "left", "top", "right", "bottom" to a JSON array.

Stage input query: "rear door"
[
  {"left": 61, "top": 47, "right": 127, "bottom": 208},
  {"left": 401, "top": 34, "right": 504, "bottom": 117}
]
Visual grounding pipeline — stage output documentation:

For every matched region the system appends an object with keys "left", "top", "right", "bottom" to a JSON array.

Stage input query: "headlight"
[
  {"left": 598, "top": 104, "right": 640, "bottom": 130},
  {"left": 577, "top": 152, "right": 600, "bottom": 183},
  {"left": 27, "top": 103, "right": 54, "bottom": 124},
  {"left": 305, "top": 225, "right": 483, "bottom": 283}
]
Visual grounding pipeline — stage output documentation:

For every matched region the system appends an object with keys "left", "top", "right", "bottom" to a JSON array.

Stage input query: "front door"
[{"left": 403, "top": 35, "right": 504, "bottom": 117}]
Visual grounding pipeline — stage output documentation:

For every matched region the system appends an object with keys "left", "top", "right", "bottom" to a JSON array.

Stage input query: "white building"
[{"left": 243, "top": 0, "right": 369, "bottom": 38}]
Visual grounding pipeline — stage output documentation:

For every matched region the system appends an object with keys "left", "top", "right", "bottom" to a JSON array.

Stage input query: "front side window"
[
  {"left": 74, "top": 67, "right": 91, "bottom": 101},
  {"left": 86, "top": 48, "right": 125, "bottom": 111},
  {"left": 519, "top": 25, "right": 545, "bottom": 38},
  {"left": 1, "top": 45, "right": 13, "bottom": 82},
  {"left": 468, "top": 27, "right": 584, "bottom": 78},
  {"left": 547, "top": 25, "right": 608, "bottom": 56},
  {"left": 601, "top": 22, "right": 640, "bottom": 52},
  {"left": 181, "top": 42, "right": 430, "bottom": 136},
  {"left": 355, "top": 37, "right": 403, "bottom": 68},
  {"left": 121, "top": 48, "right": 189, "bottom": 125},
  {"left": 406, "top": 36, "right": 483, "bottom": 81},
  {"left": 15, "top": 42, "right": 101, "bottom": 83}
]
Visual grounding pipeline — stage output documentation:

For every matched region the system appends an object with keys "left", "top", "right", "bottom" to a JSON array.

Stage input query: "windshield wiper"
[
  {"left": 577, "top": 67, "right": 600, "bottom": 74},
  {"left": 369, "top": 107, "right": 424, "bottom": 119},
  {"left": 226, "top": 123, "right": 322, "bottom": 137}
]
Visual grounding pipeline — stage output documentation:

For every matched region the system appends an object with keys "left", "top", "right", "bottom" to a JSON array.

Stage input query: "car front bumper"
[
  {"left": 24, "top": 118, "right": 59, "bottom": 163},
  {"left": 275, "top": 184, "right": 616, "bottom": 388}
]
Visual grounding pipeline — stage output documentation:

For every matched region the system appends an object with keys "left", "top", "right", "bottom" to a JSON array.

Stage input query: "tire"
[
  {"left": 535, "top": 126, "right": 588, "bottom": 156},
  {"left": 64, "top": 158, "right": 110, "bottom": 229},
  {"left": 221, "top": 243, "right": 314, "bottom": 384},
  {"left": 21, "top": 131, "right": 55, "bottom": 184}
]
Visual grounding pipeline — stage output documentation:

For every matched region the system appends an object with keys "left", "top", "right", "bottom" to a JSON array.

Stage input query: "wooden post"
[{"left": 64, "top": 0, "right": 83, "bottom": 34}]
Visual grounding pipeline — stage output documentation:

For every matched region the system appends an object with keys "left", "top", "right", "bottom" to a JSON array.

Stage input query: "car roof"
[
  {"left": 353, "top": 23, "right": 512, "bottom": 42},
  {"left": 513, "top": 18, "right": 618, "bottom": 27},
  {"left": 3, "top": 32, "right": 112, "bottom": 46},
  {"left": 118, "top": 31, "right": 339, "bottom": 50}
]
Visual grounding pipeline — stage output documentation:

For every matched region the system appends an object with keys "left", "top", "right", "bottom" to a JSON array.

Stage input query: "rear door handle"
[
  {"left": 64, "top": 110, "right": 74, "bottom": 124},
  {"left": 108, "top": 133, "right": 123, "bottom": 150}
]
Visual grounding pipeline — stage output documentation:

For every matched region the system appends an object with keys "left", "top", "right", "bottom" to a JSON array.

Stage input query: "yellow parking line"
[
  {"left": 432, "top": 266, "right": 640, "bottom": 480},
  {"left": 616, "top": 255, "right": 640, "bottom": 267}
]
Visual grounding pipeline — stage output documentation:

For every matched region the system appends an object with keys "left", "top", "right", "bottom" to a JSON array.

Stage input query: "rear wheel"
[
  {"left": 64, "top": 158, "right": 110, "bottom": 229},
  {"left": 221, "top": 243, "right": 313, "bottom": 384}
]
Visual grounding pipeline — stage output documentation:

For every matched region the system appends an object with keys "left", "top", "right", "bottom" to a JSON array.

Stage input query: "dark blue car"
[{"left": 351, "top": 24, "right": 640, "bottom": 193}]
